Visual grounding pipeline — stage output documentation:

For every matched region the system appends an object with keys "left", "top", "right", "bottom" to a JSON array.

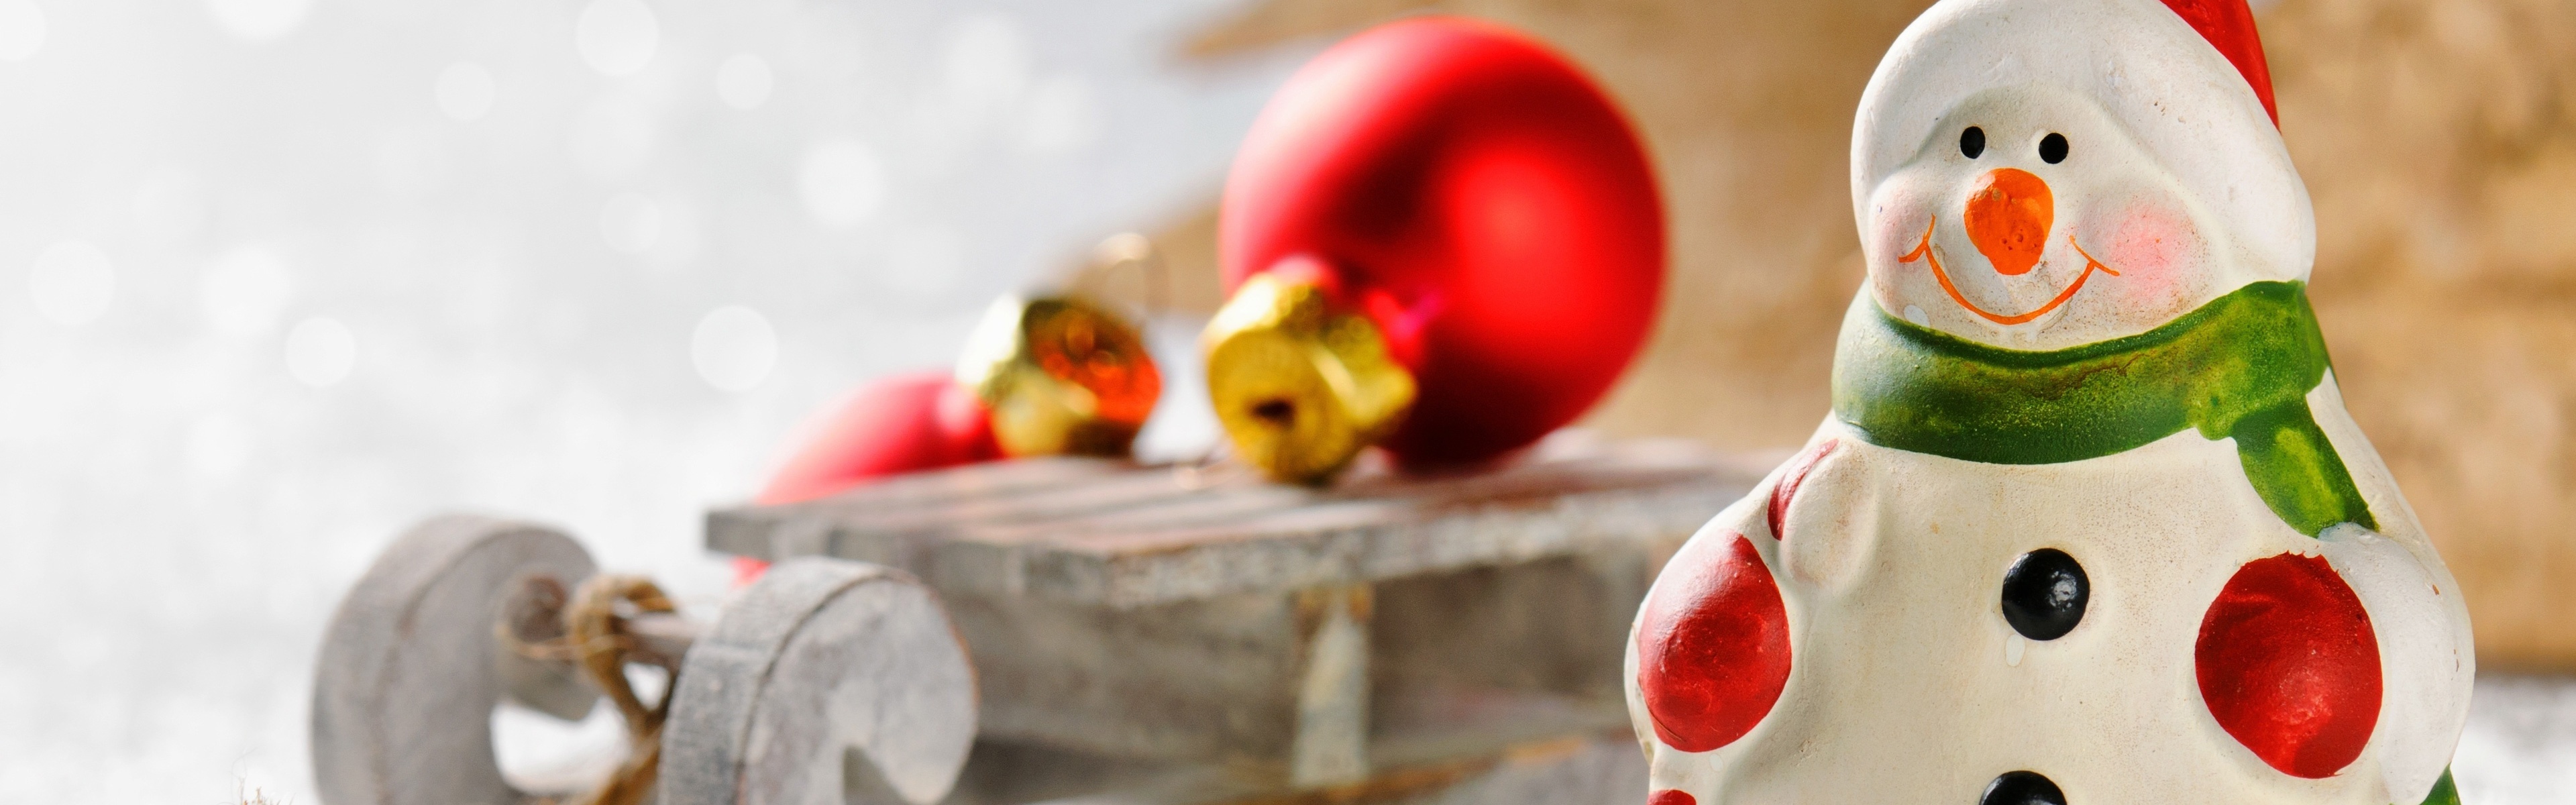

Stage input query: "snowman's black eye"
[
  {"left": 2000, "top": 548, "right": 2088, "bottom": 641},
  {"left": 1961, "top": 126, "right": 1986, "bottom": 159},
  {"left": 2039, "top": 132, "right": 2069, "bottom": 164},
  {"left": 1980, "top": 771, "right": 2066, "bottom": 805}
]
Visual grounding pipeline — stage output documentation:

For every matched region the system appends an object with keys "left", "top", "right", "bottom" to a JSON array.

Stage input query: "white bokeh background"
[{"left": 0, "top": 0, "right": 1295, "bottom": 799}]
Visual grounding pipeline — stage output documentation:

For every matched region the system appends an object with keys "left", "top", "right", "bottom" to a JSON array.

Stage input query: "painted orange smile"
[{"left": 1900, "top": 217, "right": 2119, "bottom": 326}]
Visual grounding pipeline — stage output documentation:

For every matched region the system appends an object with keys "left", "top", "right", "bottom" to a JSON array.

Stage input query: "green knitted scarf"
[{"left": 1830, "top": 281, "right": 2374, "bottom": 536}]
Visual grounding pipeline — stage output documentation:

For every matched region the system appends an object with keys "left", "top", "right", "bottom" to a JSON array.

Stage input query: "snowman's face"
[{"left": 1862, "top": 84, "right": 2221, "bottom": 351}]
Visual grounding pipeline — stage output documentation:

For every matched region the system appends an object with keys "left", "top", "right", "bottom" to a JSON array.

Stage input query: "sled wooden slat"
[
  {"left": 704, "top": 437, "right": 1764, "bottom": 785},
  {"left": 707, "top": 440, "right": 1758, "bottom": 608}
]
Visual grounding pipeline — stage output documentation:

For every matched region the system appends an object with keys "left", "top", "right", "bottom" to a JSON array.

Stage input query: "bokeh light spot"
[
  {"left": 201, "top": 247, "right": 295, "bottom": 336},
  {"left": 568, "top": 94, "right": 655, "bottom": 178},
  {"left": 28, "top": 240, "right": 116, "bottom": 327},
  {"left": 0, "top": 0, "right": 46, "bottom": 62},
  {"left": 186, "top": 413, "right": 254, "bottom": 480},
  {"left": 944, "top": 13, "right": 1030, "bottom": 122},
  {"left": 203, "top": 0, "right": 311, "bottom": 42},
  {"left": 800, "top": 138, "right": 884, "bottom": 229},
  {"left": 643, "top": 196, "right": 700, "bottom": 266},
  {"left": 692, "top": 305, "right": 776, "bottom": 392},
  {"left": 600, "top": 193, "right": 663, "bottom": 254},
  {"left": 285, "top": 316, "right": 358, "bottom": 388},
  {"left": 883, "top": 225, "right": 964, "bottom": 300},
  {"left": 131, "top": 174, "right": 207, "bottom": 244},
  {"left": 576, "top": 0, "right": 659, "bottom": 77},
  {"left": 717, "top": 54, "right": 773, "bottom": 110},
  {"left": 436, "top": 62, "right": 497, "bottom": 122},
  {"left": 1023, "top": 74, "right": 1099, "bottom": 154}
]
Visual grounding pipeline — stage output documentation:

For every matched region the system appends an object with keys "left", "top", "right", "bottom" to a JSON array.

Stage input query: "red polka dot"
[
  {"left": 1649, "top": 790, "right": 1697, "bottom": 805},
  {"left": 1637, "top": 531, "right": 1792, "bottom": 753},
  {"left": 2196, "top": 553, "right": 2382, "bottom": 779},
  {"left": 1768, "top": 439, "right": 1837, "bottom": 541}
]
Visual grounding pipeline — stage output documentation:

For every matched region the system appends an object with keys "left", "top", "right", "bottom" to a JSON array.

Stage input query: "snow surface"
[{"left": 2456, "top": 674, "right": 2576, "bottom": 804}]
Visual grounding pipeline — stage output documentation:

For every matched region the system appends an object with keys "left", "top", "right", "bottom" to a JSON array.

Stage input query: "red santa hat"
[{"left": 2159, "top": 0, "right": 2278, "bottom": 125}]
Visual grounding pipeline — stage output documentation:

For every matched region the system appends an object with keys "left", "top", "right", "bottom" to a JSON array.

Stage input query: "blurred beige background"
[{"left": 1104, "top": 0, "right": 2576, "bottom": 670}]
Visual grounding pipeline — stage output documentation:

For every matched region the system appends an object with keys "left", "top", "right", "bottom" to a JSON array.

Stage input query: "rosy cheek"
[
  {"left": 2092, "top": 201, "right": 2204, "bottom": 317},
  {"left": 1872, "top": 209, "right": 1929, "bottom": 262},
  {"left": 1864, "top": 186, "right": 1936, "bottom": 309}
]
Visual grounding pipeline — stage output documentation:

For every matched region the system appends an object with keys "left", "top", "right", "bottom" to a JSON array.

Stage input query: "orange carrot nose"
[{"left": 1964, "top": 168, "right": 2053, "bottom": 276}]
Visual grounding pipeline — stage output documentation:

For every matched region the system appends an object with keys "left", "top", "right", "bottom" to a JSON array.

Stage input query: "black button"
[
  {"left": 1980, "top": 771, "right": 2065, "bottom": 805},
  {"left": 2000, "top": 548, "right": 2088, "bottom": 641}
]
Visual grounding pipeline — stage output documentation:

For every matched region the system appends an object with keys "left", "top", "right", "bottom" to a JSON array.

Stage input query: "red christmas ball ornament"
[{"left": 1205, "top": 17, "right": 1665, "bottom": 484}]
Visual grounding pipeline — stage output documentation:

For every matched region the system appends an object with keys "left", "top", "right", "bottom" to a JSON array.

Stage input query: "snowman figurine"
[{"left": 1624, "top": 1, "right": 2475, "bottom": 804}]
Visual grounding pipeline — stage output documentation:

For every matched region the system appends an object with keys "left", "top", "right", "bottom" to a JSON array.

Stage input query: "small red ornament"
[
  {"left": 1205, "top": 17, "right": 1665, "bottom": 483},
  {"left": 758, "top": 294, "right": 1159, "bottom": 506},
  {"left": 740, "top": 294, "right": 1159, "bottom": 583},
  {"left": 1635, "top": 532, "right": 1792, "bottom": 753},
  {"left": 736, "top": 371, "right": 1000, "bottom": 584},
  {"left": 2195, "top": 553, "right": 2382, "bottom": 779},
  {"left": 757, "top": 371, "right": 1001, "bottom": 507}
]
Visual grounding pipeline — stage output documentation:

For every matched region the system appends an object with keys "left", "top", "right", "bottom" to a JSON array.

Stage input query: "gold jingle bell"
[
  {"left": 1201, "top": 272, "right": 1415, "bottom": 484},
  {"left": 956, "top": 294, "right": 1162, "bottom": 458}
]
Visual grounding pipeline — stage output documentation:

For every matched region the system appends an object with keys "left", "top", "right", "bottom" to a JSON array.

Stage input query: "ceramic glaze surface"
[
  {"left": 1627, "top": 1, "right": 2474, "bottom": 802},
  {"left": 1635, "top": 532, "right": 1794, "bottom": 753}
]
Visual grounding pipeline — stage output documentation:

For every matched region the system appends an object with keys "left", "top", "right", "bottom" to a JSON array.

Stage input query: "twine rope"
[{"left": 500, "top": 574, "right": 681, "bottom": 805}]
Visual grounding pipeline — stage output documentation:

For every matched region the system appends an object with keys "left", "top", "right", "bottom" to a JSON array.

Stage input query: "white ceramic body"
[{"left": 1625, "top": 372, "right": 2472, "bottom": 804}]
